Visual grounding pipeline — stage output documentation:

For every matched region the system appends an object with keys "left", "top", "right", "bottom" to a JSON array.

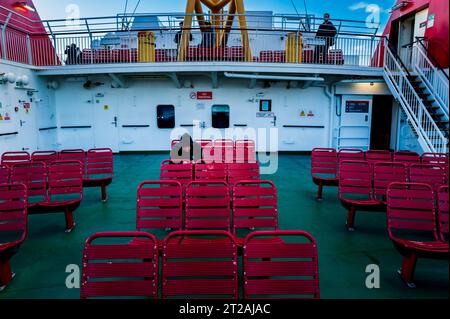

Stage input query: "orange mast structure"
[{"left": 178, "top": 0, "right": 252, "bottom": 62}]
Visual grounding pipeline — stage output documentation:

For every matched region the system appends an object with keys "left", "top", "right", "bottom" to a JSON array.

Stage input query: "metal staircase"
[{"left": 383, "top": 39, "right": 448, "bottom": 153}]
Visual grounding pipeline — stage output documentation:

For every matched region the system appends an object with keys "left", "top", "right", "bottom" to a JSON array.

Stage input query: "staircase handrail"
[
  {"left": 383, "top": 39, "right": 447, "bottom": 153},
  {"left": 412, "top": 40, "right": 448, "bottom": 118}
]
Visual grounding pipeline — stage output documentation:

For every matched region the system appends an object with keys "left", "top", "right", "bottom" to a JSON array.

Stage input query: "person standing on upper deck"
[
  {"left": 315, "top": 13, "right": 337, "bottom": 63},
  {"left": 174, "top": 22, "right": 193, "bottom": 59},
  {"left": 200, "top": 21, "right": 215, "bottom": 48}
]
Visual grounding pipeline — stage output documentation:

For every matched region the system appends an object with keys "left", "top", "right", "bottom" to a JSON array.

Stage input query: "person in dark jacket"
[
  {"left": 174, "top": 22, "right": 193, "bottom": 47},
  {"left": 170, "top": 133, "right": 202, "bottom": 163},
  {"left": 315, "top": 13, "right": 337, "bottom": 63},
  {"left": 65, "top": 43, "right": 82, "bottom": 65},
  {"left": 200, "top": 21, "right": 215, "bottom": 48},
  {"left": 174, "top": 22, "right": 193, "bottom": 60}
]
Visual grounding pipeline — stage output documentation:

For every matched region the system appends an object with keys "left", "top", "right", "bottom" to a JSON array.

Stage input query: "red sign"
[{"left": 196, "top": 91, "right": 213, "bottom": 100}]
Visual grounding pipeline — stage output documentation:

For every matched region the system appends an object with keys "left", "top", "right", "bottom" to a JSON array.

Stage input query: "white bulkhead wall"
[
  {"left": 54, "top": 76, "right": 332, "bottom": 152},
  {"left": 0, "top": 61, "right": 57, "bottom": 155},
  {"left": 1, "top": 67, "right": 395, "bottom": 154}
]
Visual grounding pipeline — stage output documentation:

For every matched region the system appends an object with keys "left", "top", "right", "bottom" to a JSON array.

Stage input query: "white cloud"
[
  {"left": 349, "top": 2, "right": 390, "bottom": 14},
  {"left": 349, "top": 2, "right": 370, "bottom": 11}
]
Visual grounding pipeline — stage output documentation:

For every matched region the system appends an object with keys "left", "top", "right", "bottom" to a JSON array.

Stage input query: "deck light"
[
  {"left": 0, "top": 72, "right": 16, "bottom": 84},
  {"left": 16, "top": 75, "right": 30, "bottom": 87},
  {"left": 12, "top": 2, "right": 36, "bottom": 13}
]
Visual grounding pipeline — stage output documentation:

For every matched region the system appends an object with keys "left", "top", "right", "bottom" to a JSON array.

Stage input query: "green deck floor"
[{"left": 1, "top": 154, "right": 448, "bottom": 299}]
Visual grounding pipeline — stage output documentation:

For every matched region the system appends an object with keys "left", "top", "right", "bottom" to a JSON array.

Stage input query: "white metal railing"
[
  {"left": 1, "top": 8, "right": 380, "bottom": 35},
  {"left": 412, "top": 43, "right": 449, "bottom": 118},
  {"left": 383, "top": 42, "right": 447, "bottom": 153},
  {"left": 22, "top": 31, "right": 382, "bottom": 67}
]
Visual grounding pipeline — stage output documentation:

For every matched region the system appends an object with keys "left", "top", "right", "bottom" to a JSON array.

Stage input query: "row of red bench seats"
[
  {"left": 137, "top": 180, "right": 278, "bottom": 248},
  {"left": 161, "top": 160, "right": 260, "bottom": 186},
  {"left": 0, "top": 182, "right": 319, "bottom": 298},
  {"left": 311, "top": 148, "right": 449, "bottom": 200},
  {"left": 80, "top": 47, "right": 344, "bottom": 64},
  {"left": 0, "top": 161, "right": 83, "bottom": 233},
  {"left": 80, "top": 230, "right": 319, "bottom": 299},
  {"left": 312, "top": 148, "right": 448, "bottom": 286},
  {"left": 81, "top": 47, "right": 248, "bottom": 64},
  {"left": 172, "top": 138, "right": 256, "bottom": 148},
  {"left": 256, "top": 49, "right": 344, "bottom": 64},
  {"left": 1, "top": 148, "right": 114, "bottom": 202},
  {"left": 83, "top": 175, "right": 316, "bottom": 298},
  {"left": 385, "top": 183, "right": 448, "bottom": 287},
  {"left": 172, "top": 139, "right": 257, "bottom": 163},
  {"left": 338, "top": 160, "right": 448, "bottom": 230}
]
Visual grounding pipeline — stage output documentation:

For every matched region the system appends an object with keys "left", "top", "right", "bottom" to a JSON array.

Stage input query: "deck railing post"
[
  {"left": 0, "top": 26, "right": 6, "bottom": 60},
  {"left": 1, "top": 13, "right": 12, "bottom": 60},
  {"left": 26, "top": 34, "right": 33, "bottom": 65}
]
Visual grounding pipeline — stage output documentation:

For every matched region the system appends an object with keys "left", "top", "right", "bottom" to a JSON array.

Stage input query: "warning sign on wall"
[{"left": 196, "top": 92, "right": 213, "bottom": 100}]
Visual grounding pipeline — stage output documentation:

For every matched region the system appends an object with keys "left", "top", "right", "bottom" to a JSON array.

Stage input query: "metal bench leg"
[
  {"left": 0, "top": 259, "right": 13, "bottom": 292},
  {"left": 101, "top": 184, "right": 108, "bottom": 203},
  {"left": 65, "top": 209, "right": 75, "bottom": 233},
  {"left": 346, "top": 206, "right": 356, "bottom": 231},
  {"left": 398, "top": 253, "right": 417, "bottom": 288},
  {"left": 316, "top": 182, "right": 323, "bottom": 201}
]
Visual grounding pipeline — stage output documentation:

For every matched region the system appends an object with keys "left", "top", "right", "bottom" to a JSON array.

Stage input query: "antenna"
[
  {"left": 121, "top": 0, "right": 129, "bottom": 30},
  {"left": 124, "top": 0, "right": 141, "bottom": 30},
  {"left": 303, "top": 0, "right": 308, "bottom": 18},
  {"left": 289, "top": 0, "right": 307, "bottom": 31}
]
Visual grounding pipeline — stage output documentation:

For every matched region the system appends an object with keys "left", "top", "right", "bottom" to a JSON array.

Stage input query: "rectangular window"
[
  {"left": 212, "top": 105, "right": 230, "bottom": 129},
  {"left": 157, "top": 105, "right": 175, "bottom": 129},
  {"left": 259, "top": 99, "right": 272, "bottom": 112}
]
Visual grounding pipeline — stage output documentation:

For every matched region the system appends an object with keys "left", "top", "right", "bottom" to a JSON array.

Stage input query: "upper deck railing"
[{"left": 1, "top": 9, "right": 383, "bottom": 68}]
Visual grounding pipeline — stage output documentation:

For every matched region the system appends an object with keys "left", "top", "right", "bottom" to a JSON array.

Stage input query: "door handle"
[
  {"left": 271, "top": 116, "right": 277, "bottom": 127},
  {"left": 20, "top": 120, "right": 26, "bottom": 126},
  {"left": 111, "top": 116, "right": 118, "bottom": 127}
]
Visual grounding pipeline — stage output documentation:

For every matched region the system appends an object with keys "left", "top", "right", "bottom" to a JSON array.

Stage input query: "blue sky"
[{"left": 33, "top": 0, "right": 395, "bottom": 29}]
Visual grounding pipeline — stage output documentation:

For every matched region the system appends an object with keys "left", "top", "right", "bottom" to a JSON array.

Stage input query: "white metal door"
[
  {"left": 338, "top": 95, "right": 373, "bottom": 150},
  {"left": 18, "top": 101, "right": 38, "bottom": 152},
  {"left": 414, "top": 8, "right": 429, "bottom": 40},
  {"left": 255, "top": 112, "right": 276, "bottom": 129},
  {"left": 93, "top": 93, "right": 119, "bottom": 152},
  {"left": 398, "top": 16, "right": 415, "bottom": 66}
]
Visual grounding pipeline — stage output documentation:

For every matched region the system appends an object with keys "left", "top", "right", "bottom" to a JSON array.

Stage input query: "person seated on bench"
[{"left": 170, "top": 133, "right": 202, "bottom": 163}]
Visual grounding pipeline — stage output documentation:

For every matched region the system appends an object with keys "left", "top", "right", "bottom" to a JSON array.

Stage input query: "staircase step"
[{"left": 421, "top": 99, "right": 435, "bottom": 106}]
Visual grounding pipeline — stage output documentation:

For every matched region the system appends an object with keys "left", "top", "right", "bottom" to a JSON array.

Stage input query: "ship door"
[
  {"left": 398, "top": 15, "right": 415, "bottom": 67},
  {"left": 93, "top": 93, "right": 119, "bottom": 152},
  {"left": 370, "top": 95, "right": 393, "bottom": 150},
  {"left": 413, "top": 8, "right": 428, "bottom": 40},
  {"left": 18, "top": 100, "right": 38, "bottom": 152},
  {"left": 396, "top": 8, "right": 429, "bottom": 68},
  {"left": 337, "top": 95, "right": 372, "bottom": 151},
  {"left": 255, "top": 99, "right": 276, "bottom": 129}
]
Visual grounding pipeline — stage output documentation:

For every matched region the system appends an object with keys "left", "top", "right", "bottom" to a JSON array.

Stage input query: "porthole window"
[
  {"left": 157, "top": 105, "right": 175, "bottom": 129},
  {"left": 212, "top": 105, "right": 230, "bottom": 129}
]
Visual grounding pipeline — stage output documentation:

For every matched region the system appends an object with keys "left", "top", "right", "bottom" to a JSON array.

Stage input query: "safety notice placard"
[{"left": 196, "top": 92, "right": 213, "bottom": 100}]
